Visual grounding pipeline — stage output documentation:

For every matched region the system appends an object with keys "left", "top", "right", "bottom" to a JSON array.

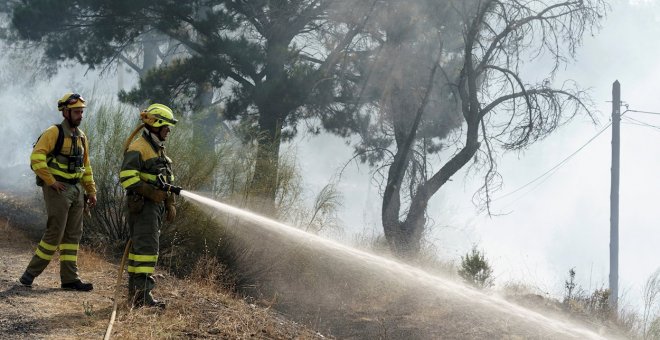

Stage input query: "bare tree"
[
  {"left": 334, "top": 0, "right": 607, "bottom": 257},
  {"left": 386, "top": 0, "right": 605, "bottom": 257}
]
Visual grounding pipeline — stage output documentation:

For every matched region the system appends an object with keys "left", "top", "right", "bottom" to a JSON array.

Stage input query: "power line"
[
  {"left": 491, "top": 106, "right": 659, "bottom": 203},
  {"left": 622, "top": 115, "right": 660, "bottom": 132},
  {"left": 492, "top": 123, "right": 612, "bottom": 202},
  {"left": 626, "top": 109, "right": 660, "bottom": 115},
  {"left": 496, "top": 160, "right": 564, "bottom": 209},
  {"left": 622, "top": 120, "right": 656, "bottom": 129}
]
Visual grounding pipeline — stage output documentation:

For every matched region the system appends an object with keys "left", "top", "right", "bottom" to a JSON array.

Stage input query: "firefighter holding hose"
[{"left": 119, "top": 103, "right": 179, "bottom": 308}]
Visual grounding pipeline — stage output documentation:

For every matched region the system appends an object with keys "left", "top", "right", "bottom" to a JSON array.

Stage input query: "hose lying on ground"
[{"left": 103, "top": 240, "right": 132, "bottom": 340}]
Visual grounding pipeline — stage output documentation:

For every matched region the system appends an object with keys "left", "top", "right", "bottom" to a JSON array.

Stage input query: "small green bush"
[{"left": 458, "top": 246, "right": 494, "bottom": 289}]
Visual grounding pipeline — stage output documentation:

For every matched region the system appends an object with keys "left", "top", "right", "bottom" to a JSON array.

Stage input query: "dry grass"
[
  {"left": 499, "top": 281, "right": 634, "bottom": 340},
  {"left": 0, "top": 190, "right": 635, "bottom": 340},
  {"left": 110, "top": 275, "right": 322, "bottom": 340},
  {"left": 0, "top": 219, "right": 325, "bottom": 340},
  {"left": 0, "top": 217, "right": 32, "bottom": 248}
]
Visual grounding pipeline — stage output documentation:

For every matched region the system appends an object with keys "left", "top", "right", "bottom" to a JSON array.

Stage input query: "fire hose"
[
  {"left": 103, "top": 240, "right": 131, "bottom": 340},
  {"left": 103, "top": 178, "right": 182, "bottom": 340}
]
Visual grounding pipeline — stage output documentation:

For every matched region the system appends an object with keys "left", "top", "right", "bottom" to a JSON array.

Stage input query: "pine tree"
[
  {"left": 458, "top": 246, "right": 493, "bottom": 289},
  {"left": 8, "top": 0, "right": 369, "bottom": 204}
]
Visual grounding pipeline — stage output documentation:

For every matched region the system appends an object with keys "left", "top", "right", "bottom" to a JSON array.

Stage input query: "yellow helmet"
[
  {"left": 140, "top": 103, "right": 178, "bottom": 127},
  {"left": 57, "top": 93, "right": 86, "bottom": 111}
]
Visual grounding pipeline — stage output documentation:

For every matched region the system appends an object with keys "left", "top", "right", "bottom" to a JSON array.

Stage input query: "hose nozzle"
[{"left": 156, "top": 174, "right": 182, "bottom": 195}]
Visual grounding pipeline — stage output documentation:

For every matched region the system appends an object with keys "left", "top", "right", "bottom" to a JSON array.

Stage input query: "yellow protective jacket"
[
  {"left": 30, "top": 119, "right": 96, "bottom": 195},
  {"left": 119, "top": 130, "right": 174, "bottom": 192}
]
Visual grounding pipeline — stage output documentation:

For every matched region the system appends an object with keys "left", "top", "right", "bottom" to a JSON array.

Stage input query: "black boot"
[
  {"left": 132, "top": 275, "right": 165, "bottom": 308},
  {"left": 19, "top": 272, "right": 34, "bottom": 287},
  {"left": 133, "top": 290, "right": 166, "bottom": 309},
  {"left": 128, "top": 275, "right": 136, "bottom": 303},
  {"left": 61, "top": 279, "right": 94, "bottom": 291}
]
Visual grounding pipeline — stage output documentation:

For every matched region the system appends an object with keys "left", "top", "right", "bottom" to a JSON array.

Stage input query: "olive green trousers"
[
  {"left": 126, "top": 196, "right": 164, "bottom": 302},
  {"left": 24, "top": 182, "right": 85, "bottom": 284}
]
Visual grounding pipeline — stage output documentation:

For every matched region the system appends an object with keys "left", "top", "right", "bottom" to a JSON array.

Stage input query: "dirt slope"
[
  {"left": 0, "top": 186, "right": 629, "bottom": 340},
  {"left": 0, "top": 192, "right": 325, "bottom": 340}
]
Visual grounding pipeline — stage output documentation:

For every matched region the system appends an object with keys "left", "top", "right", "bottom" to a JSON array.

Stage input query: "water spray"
[
  {"left": 104, "top": 189, "right": 612, "bottom": 339},
  {"left": 179, "top": 191, "right": 613, "bottom": 340}
]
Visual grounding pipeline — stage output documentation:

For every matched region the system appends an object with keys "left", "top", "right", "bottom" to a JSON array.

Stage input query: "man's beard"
[{"left": 69, "top": 118, "right": 81, "bottom": 127}]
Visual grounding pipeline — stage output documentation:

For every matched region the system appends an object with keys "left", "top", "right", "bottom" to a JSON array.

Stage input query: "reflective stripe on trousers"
[
  {"left": 25, "top": 182, "right": 84, "bottom": 283},
  {"left": 127, "top": 197, "right": 164, "bottom": 295}
]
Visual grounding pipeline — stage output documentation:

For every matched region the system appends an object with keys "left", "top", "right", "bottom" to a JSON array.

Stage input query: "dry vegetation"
[
  {"left": 0, "top": 101, "right": 645, "bottom": 339},
  {"left": 0, "top": 162, "right": 642, "bottom": 340},
  {"left": 0, "top": 185, "right": 641, "bottom": 340},
  {"left": 0, "top": 204, "right": 326, "bottom": 340},
  {"left": 175, "top": 201, "right": 633, "bottom": 340}
]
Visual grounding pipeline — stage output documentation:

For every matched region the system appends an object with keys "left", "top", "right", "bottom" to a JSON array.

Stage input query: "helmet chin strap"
[
  {"left": 156, "top": 126, "right": 167, "bottom": 141},
  {"left": 146, "top": 125, "right": 166, "bottom": 141}
]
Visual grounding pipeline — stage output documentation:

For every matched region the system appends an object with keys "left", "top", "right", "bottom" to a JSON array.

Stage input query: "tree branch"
[
  {"left": 477, "top": 0, "right": 585, "bottom": 72},
  {"left": 118, "top": 54, "right": 142, "bottom": 75}
]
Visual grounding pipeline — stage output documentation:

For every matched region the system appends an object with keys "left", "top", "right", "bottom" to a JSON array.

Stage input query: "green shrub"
[
  {"left": 80, "top": 102, "right": 134, "bottom": 253},
  {"left": 458, "top": 246, "right": 494, "bottom": 289}
]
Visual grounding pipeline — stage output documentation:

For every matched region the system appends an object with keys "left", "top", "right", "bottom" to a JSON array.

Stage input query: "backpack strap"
[
  {"left": 52, "top": 124, "right": 65, "bottom": 157},
  {"left": 80, "top": 134, "right": 86, "bottom": 152}
]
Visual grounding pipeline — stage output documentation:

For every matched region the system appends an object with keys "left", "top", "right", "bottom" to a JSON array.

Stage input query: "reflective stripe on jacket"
[
  {"left": 30, "top": 119, "right": 96, "bottom": 194},
  {"left": 119, "top": 130, "right": 174, "bottom": 191}
]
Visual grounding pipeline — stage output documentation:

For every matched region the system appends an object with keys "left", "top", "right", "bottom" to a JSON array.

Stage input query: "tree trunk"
[
  {"left": 248, "top": 38, "right": 288, "bottom": 209},
  {"left": 192, "top": 81, "right": 217, "bottom": 150},
  {"left": 396, "top": 209, "right": 426, "bottom": 258},
  {"left": 381, "top": 145, "right": 427, "bottom": 258},
  {"left": 249, "top": 111, "right": 282, "bottom": 212},
  {"left": 190, "top": 4, "right": 217, "bottom": 152},
  {"left": 381, "top": 52, "right": 441, "bottom": 258},
  {"left": 381, "top": 138, "right": 409, "bottom": 255},
  {"left": 383, "top": 118, "right": 481, "bottom": 259},
  {"left": 141, "top": 31, "right": 159, "bottom": 75}
]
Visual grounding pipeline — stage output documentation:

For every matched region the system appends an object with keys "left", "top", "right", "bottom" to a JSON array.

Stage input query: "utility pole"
[{"left": 609, "top": 80, "right": 620, "bottom": 311}]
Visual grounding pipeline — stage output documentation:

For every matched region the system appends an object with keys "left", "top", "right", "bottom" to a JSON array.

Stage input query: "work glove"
[
  {"left": 134, "top": 184, "right": 167, "bottom": 203},
  {"left": 165, "top": 194, "right": 176, "bottom": 222}
]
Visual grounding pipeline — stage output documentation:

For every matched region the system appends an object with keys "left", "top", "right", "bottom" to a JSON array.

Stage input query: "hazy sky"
[
  {"left": 0, "top": 0, "right": 657, "bottom": 312},
  {"left": 295, "top": 0, "right": 660, "bottom": 310}
]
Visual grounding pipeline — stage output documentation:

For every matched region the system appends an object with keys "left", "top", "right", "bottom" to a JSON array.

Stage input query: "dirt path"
[{"left": 0, "top": 217, "right": 115, "bottom": 339}]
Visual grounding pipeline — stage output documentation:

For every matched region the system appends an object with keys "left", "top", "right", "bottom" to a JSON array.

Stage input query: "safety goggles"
[
  {"left": 58, "top": 93, "right": 86, "bottom": 109},
  {"left": 151, "top": 113, "right": 178, "bottom": 126}
]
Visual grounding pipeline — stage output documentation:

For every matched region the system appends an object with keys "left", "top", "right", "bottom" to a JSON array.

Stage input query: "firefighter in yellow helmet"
[
  {"left": 119, "top": 103, "right": 178, "bottom": 308},
  {"left": 19, "top": 93, "right": 97, "bottom": 291}
]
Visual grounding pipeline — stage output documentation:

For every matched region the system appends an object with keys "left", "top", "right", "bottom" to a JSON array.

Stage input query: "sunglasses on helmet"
[{"left": 58, "top": 93, "right": 86, "bottom": 109}]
